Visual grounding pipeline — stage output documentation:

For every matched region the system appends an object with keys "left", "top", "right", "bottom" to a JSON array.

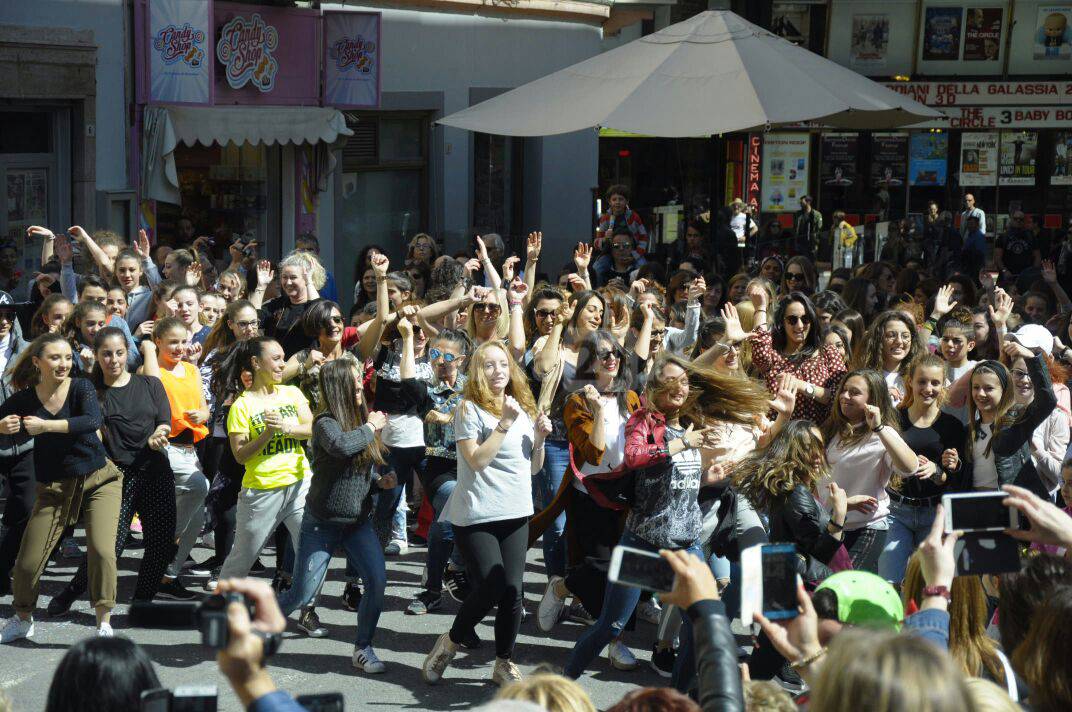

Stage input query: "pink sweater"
[{"left": 821, "top": 432, "right": 915, "bottom": 531}]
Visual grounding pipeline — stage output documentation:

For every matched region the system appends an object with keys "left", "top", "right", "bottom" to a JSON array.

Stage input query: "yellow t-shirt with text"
[{"left": 227, "top": 385, "right": 311, "bottom": 490}]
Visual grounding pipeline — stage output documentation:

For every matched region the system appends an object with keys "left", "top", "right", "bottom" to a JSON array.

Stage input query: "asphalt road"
[{"left": 0, "top": 531, "right": 668, "bottom": 711}]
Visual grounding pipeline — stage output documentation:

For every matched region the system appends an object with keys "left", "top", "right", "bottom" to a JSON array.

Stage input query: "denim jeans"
[
  {"left": 564, "top": 530, "right": 701, "bottom": 689},
  {"left": 878, "top": 500, "right": 937, "bottom": 583},
  {"left": 277, "top": 512, "right": 386, "bottom": 649},
  {"left": 535, "top": 439, "right": 570, "bottom": 578},
  {"left": 425, "top": 479, "right": 458, "bottom": 593},
  {"left": 844, "top": 525, "right": 889, "bottom": 574}
]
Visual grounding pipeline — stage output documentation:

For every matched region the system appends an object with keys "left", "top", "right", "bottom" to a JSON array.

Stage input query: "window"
[{"left": 473, "top": 132, "right": 523, "bottom": 240}]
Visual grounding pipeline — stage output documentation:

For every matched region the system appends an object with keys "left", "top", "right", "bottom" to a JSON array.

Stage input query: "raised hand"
[
  {"left": 370, "top": 253, "right": 389, "bottom": 277},
  {"left": 185, "top": 341, "right": 203, "bottom": 364},
  {"left": 526, "top": 231, "right": 543, "bottom": 262},
  {"left": 566, "top": 273, "right": 586, "bottom": 293},
  {"left": 475, "top": 235, "right": 489, "bottom": 263},
  {"left": 255, "top": 259, "right": 274, "bottom": 288},
  {"left": 67, "top": 225, "right": 90, "bottom": 243},
  {"left": 501, "top": 395, "right": 522, "bottom": 425},
  {"left": 748, "top": 283, "right": 769, "bottom": 312},
  {"left": 186, "top": 260, "right": 203, "bottom": 287},
  {"left": 463, "top": 257, "right": 482, "bottom": 276},
  {"left": 1002, "top": 339, "right": 1034, "bottom": 361},
  {"left": 660, "top": 549, "right": 719, "bottom": 606},
  {"left": 554, "top": 299, "right": 575, "bottom": 325},
  {"left": 508, "top": 277, "right": 528, "bottom": 306},
  {"left": 26, "top": 225, "right": 55, "bottom": 241},
  {"left": 1042, "top": 259, "right": 1058, "bottom": 284},
  {"left": 932, "top": 284, "right": 958, "bottom": 318},
  {"left": 501, "top": 255, "right": 521, "bottom": 283},
  {"left": 574, "top": 243, "right": 593, "bottom": 273},
  {"left": 919, "top": 503, "right": 960, "bottom": 588},
  {"left": 989, "top": 287, "right": 1013, "bottom": 327},
  {"left": 687, "top": 276, "right": 707, "bottom": 303},
  {"left": 136, "top": 229, "right": 152, "bottom": 259},
  {"left": 720, "top": 302, "right": 748, "bottom": 342}
]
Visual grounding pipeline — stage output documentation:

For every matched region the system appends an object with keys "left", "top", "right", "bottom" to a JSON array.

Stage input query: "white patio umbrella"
[{"left": 439, "top": 11, "right": 943, "bottom": 137}]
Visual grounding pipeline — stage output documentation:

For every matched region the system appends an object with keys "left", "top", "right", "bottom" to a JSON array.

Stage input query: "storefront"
[{"left": 134, "top": 1, "right": 380, "bottom": 260}]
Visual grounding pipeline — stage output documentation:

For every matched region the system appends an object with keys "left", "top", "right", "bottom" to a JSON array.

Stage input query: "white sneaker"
[
  {"left": 0, "top": 616, "right": 34, "bottom": 643},
  {"left": 636, "top": 597, "right": 662, "bottom": 625},
  {"left": 608, "top": 639, "right": 639, "bottom": 671},
  {"left": 421, "top": 632, "right": 458, "bottom": 684},
  {"left": 537, "top": 576, "right": 567, "bottom": 632},
  {"left": 352, "top": 645, "right": 386, "bottom": 674},
  {"left": 385, "top": 539, "right": 408, "bottom": 556},
  {"left": 97, "top": 622, "right": 114, "bottom": 637},
  {"left": 201, "top": 531, "right": 215, "bottom": 549},
  {"left": 492, "top": 657, "right": 523, "bottom": 686}
]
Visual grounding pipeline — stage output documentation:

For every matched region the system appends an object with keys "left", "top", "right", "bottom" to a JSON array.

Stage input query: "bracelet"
[
  {"left": 495, "top": 422, "right": 511, "bottom": 434},
  {"left": 827, "top": 519, "right": 844, "bottom": 531},
  {"left": 791, "top": 647, "right": 827, "bottom": 671},
  {"left": 872, "top": 424, "right": 885, "bottom": 433}
]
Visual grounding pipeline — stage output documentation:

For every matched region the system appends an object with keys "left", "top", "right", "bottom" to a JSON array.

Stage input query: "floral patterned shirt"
[{"left": 749, "top": 328, "right": 846, "bottom": 424}]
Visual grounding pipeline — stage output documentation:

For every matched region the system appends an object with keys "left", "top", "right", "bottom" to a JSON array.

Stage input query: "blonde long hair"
[
  {"left": 902, "top": 553, "right": 1006, "bottom": 686},
  {"left": 898, "top": 352, "right": 948, "bottom": 411},
  {"left": 821, "top": 369, "right": 901, "bottom": 448},
  {"left": 496, "top": 674, "right": 596, "bottom": 712},
  {"left": 462, "top": 341, "right": 537, "bottom": 419},
  {"left": 645, "top": 353, "right": 769, "bottom": 428},
  {"left": 734, "top": 419, "right": 829, "bottom": 512}
]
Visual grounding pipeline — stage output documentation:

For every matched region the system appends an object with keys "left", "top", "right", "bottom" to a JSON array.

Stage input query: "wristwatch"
[
  {"left": 922, "top": 585, "right": 951, "bottom": 602},
  {"left": 804, "top": 383, "right": 816, "bottom": 397}
]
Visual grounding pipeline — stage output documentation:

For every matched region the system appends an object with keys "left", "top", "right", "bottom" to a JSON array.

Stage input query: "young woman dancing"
[{"left": 422, "top": 341, "right": 551, "bottom": 687}]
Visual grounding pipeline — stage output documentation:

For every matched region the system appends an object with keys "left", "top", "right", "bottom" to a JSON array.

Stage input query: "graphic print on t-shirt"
[
  {"left": 627, "top": 429, "right": 703, "bottom": 549},
  {"left": 249, "top": 404, "right": 303, "bottom": 456}
]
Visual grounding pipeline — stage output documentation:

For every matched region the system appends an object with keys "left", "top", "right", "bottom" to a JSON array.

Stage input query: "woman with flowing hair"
[
  {"left": 422, "top": 340, "right": 551, "bottom": 687},
  {"left": 0, "top": 333, "right": 123, "bottom": 641},
  {"left": 819, "top": 369, "right": 918, "bottom": 573},
  {"left": 901, "top": 553, "right": 1012, "bottom": 694},
  {"left": 277, "top": 356, "right": 392, "bottom": 674},
  {"left": 533, "top": 330, "right": 641, "bottom": 668},
  {"left": 564, "top": 353, "right": 769, "bottom": 690},
  {"left": 852, "top": 310, "right": 924, "bottom": 406}
]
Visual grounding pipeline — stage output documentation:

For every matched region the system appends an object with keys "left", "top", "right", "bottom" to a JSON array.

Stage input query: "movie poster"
[
  {"left": 761, "top": 133, "right": 810, "bottom": 213},
  {"left": 771, "top": 3, "right": 810, "bottom": 45},
  {"left": 963, "top": 7, "right": 1002, "bottom": 60},
  {"left": 1034, "top": 6, "right": 1072, "bottom": 59},
  {"left": 821, "top": 133, "right": 859, "bottom": 187},
  {"left": 999, "top": 132, "right": 1037, "bottom": 186},
  {"left": 871, "top": 133, "right": 908, "bottom": 188},
  {"left": 923, "top": 6, "right": 963, "bottom": 60},
  {"left": 959, "top": 132, "right": 999, "bottom": 186},
  {"left": 909, "top": 133, "right": 948, "bottom": 186},
  {"left": 1051, "top": 131, "right": 1072, "bottom": 185},
  {"left": 851, "top": 14, "right": 890, "bottom": 69}
]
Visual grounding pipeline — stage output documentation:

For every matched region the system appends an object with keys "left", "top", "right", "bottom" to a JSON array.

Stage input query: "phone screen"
[
  {"left": 296, "top": 693, "right": 345, "bottom": 712},
  {"left": 611, "top": 546, "right": 675, "bottom": 592},
  {"left": 761, "top": 545, "right": 798, "bottom": 620},
  {"left": 948, "top": 493, "right": 1011, "bottom": 532}
]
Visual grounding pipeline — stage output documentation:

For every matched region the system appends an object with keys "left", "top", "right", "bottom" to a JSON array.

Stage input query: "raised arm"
[
  {"left": 507, "top": 280, "right": 528, "bottom": 361},
  {"left": 476, "top": 236, "right": 501, "bottom": 291},
  {"left": 573, "top": 243, "right": 593, "bottom": 292},
  {"left": 533, "top": 300, "right": 572, "bottom": 377},
  {"left": 249, "top": 260, "right": 273, "bottom": 310},
  {"left": 397, "top": 307, "right": 418, "bottom": 380},
  {"left": 68, "top": 225, "right": 115, "bottom": 277},
  {"left": 866, "top": 404, "right": 918, "bottom": 475},
  {"left": 456, "top": 399, "right": 516, "bottom": 472},
  {"left": 632, "top": 303, "right": 656, "bottom": 362},
  {"left": 523, "top": 231, "right": 541, "bottom": 306},
  {"left": 354, "top": 253, "right": 390, "bottom": 361}
]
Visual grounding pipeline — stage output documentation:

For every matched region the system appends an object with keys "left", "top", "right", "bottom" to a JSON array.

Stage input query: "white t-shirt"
[
  {"left": 884, "top": 370, "right": 905, "bottom": 406},
  {"left": 573, "top": 397, "right": 626, "bottom": 493},
  {"left": 440, "top": 400, "right": 536, "bottom": 527},
  {"left": 972, "top": 424, "right": 1000, "bottom": 489},
  {"left": 730, "top": 213, "right": 748, "bottom": 243}
]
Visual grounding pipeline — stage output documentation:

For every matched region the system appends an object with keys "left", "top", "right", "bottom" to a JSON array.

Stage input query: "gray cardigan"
[{"left": 307, "top": 415, "right": 379, "bottom": 524}]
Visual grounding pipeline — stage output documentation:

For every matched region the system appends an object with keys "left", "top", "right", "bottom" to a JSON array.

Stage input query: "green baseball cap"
[{"left": 815, "top": 571, "right": 903, "bottom": 632}]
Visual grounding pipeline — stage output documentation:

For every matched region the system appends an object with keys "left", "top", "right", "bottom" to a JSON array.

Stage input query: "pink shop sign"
[{"left": 213, "top": 2, "right": 319, "bottom": 106}]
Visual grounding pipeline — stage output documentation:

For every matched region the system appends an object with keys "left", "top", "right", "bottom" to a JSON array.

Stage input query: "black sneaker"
[
  {"left": 156, "top": 579, "right": 200, "bottom": 601},
  {"left": 406, "top": 590, "right": 443, "bottom": 616},
  {"left": 271, "top": 572, "right": 292, "bottom": 594},
  {"left": 443, "top": 569, "right": 471, "bottom": 603},
  {"left": 297, "top": 607, "right": 329, "bottom": 637},
  {"left": 776, "top": 661, "right": 807, "bottom": 693},
  {"left": 342, "top": 581, "right": 362, "bottom": 612},
  {"left": 650, "top": 643, "right": 675, "bottom": 678},
  {"left": 47, "top": 587, "right": 78, "bottom": 617},
  {"left": 456, "top": 628, "right": 482, "bottom": 650},
  {"left": 183, "top": 557, "right": 213, "bottom": 577}
]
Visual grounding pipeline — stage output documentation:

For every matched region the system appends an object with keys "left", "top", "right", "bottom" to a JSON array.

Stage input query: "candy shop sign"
[
  {"left": 330, "top": 35, "right": 376, "bottom": 74},
  {"left": 216, "top": 13, "right": 279, "bottom": 92},
  {"left": 323, "top": 12, "right": 381, "bottom": 108},
  {"left": 153, "top": 23, "right": 206, "bottom": 67}
]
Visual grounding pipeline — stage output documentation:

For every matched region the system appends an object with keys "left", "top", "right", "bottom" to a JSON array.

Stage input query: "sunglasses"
[
  {"left": 474, "top": 303, "right": 501, "bottom": 314},
  {"left": 650, "top": 329, "right": 668, "bottom": 340},
  {"left": 534, "top": 309, "right": 556, "bottom": 319},
  {"left": 784, "top": 314, "right": 812, "bottom": 326},
  {"left": 1011, "top": 368, "right": 1030, "bottom": 380},
  {"left": 612, "top": 243, "right": 633, "bottom": 250},
  {"left": 596, "top": 348, "right": 619, "bottom": 362},
  {"left": 328, "top": 316, "right": 344, "bottom": 324},
  {"left": 785, "top": 272, "right": 806, "bottom": 282},
  {"left": 429, "top": 348, "right": 459, "bottom": 363}
]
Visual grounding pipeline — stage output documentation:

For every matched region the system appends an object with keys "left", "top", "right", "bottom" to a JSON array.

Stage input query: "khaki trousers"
[{"left": 13, "top": 461, "right": 123, "bottom": 615}]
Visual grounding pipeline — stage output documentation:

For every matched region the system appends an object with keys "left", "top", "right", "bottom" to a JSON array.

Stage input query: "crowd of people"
[{"left": 0, "top": 187, "right": 1071, "bottom": 712}]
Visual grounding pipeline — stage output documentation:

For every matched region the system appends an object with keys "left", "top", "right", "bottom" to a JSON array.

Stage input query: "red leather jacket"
[{"left": 624, "top": 408, "right": 673, "bottom": 472}]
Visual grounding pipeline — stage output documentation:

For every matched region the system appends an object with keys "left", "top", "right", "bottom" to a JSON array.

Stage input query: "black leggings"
[
  {"left": 206, "top": 438, "right": 243, "bottom": 562},
  {"left": 0, "top": 450, "right": 36, "bottom": 581},
  {"left": 66, "top": 459, "right": 177, "bottom": 601},
  {"left": 449, "top": 516, "right": 527, "bottom": 660}
]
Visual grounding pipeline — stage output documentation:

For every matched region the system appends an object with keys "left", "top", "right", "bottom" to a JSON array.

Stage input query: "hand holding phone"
[
  {"left": 942, "top": 492, "right": 1017, "bottom": 533},
  {"left": 608, "top": 545, "right": 675, "bottom": 593}
]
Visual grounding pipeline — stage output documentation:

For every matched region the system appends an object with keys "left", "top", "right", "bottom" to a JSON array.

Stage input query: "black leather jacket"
[
  {"left": 688, "top": 599, "right": 744, "bottom": 712},
  {"left": 767, "top": 484, "right": 843, "bottom": 576}
]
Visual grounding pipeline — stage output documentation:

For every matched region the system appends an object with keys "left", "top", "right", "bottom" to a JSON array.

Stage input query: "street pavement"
[{"left": 0, "top": 531, "right": 668, "bottom": 711}]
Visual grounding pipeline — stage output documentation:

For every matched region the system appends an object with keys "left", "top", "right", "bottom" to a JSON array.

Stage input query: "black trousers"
[
  {"left": 450, "top": 516, "right": 527, "bottom": 660},
  {"left": 65, "top": 459, "right": 177, "bottom": 601},
  {"left": 206, "top": 437, "right": 243, "bottom": 562},
  {"left": 564, "top": 491, "right": 622, "bottom": 619},
  {"left": 0, "top": 450, "right": 36, "bottom": 581}
]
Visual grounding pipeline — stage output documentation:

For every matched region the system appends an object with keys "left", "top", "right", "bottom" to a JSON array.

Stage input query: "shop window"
[{"left": 338, "top": 111, "right": 430, "bottom": 301}]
